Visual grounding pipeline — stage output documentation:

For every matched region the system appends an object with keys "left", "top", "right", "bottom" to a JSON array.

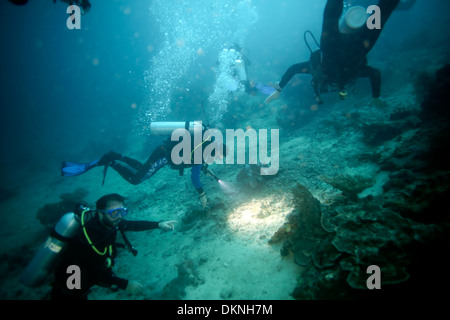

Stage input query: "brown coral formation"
[{"left": 319, "top": 174, "right": 374, "bottom": 202}]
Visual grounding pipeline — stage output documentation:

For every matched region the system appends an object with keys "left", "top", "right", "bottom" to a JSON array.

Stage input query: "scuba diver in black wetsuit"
[
  {"left": 265, "top": 0, "right": 403, "bottom": 107},
  {"left": 7, "top": 0, "right": 91, "bottom": 14},
  {"left": 61, "top": 122, "right": 228, "bottom": 209},
  {"left": 21, "top": 193, "right": 177, "bottom": 300}
]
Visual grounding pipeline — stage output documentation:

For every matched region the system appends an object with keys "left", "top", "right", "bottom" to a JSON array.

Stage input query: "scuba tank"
[
  {"left": 150, "top": 121, "right": 204, "bottom": 136},
  {"left": 339, "top": 6, "right": 368, "bottom": 34},
  {"left": 20, "top": 212, "right": 81, "bottom": 287},
  {"left": 235, "top": 58, "right": 247, "bottom": 82}
]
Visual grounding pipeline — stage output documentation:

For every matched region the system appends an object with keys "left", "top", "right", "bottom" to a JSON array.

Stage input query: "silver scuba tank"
[
  {"left": 150, "top": 121, "right": 203, "bottom": 136},
  {"left": 235, "top": 58, "right": 247, "bottom": 82},
  {"left": 20, "top": 212, "right": 81, "bottom": 287}
]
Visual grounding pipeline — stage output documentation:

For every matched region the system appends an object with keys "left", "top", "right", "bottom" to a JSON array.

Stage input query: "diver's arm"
[
  {"left": 120, "top": 220, "right": 160, "bottom": 231},
  {"left": 265, "top": 62, "right": 310, "bottom": 104},
  {"left": 321, "top": 0, "right": 344, "bottom": 37},
  {"left": 191, "top": 165, "right": 203, "bottom": 191},
  {"left": 100, "top": 271, "right": 142, "bottom": 294},
  {"left": 121, "top": 220, "right": 177, "bottom": 232},
  {"left": 279, "top": 62, "right": 311, "bottom": 89},
  {"left": 98, "top": 270, "right": 129, "bottom": 290},
  {"left": 100, "top": 272, "right": 144, "bottom": 295},
  {"left": 191, "top": 165, "right": 207, "bottom": 208}
]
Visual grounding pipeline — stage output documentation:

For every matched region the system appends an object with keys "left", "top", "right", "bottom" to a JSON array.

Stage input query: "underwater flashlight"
[{"left": 207, "top": 170, "right": 221, "bottom": 182}]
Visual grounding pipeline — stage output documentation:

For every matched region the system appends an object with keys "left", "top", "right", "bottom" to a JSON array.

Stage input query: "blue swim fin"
[
  {"left": 61, "top": 159, "right": 100, "bottom": 177},
  {"left": 255, "top": 83, "right": 276, "bottom": 95}
]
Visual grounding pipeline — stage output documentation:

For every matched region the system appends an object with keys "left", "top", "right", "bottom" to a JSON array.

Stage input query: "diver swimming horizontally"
[{"left": 61, "top": 122, "right": 228, "bottom": 209}]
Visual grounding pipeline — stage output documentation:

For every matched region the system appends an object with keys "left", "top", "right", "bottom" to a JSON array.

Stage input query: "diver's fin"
[
  {"left": 254, "top": 83, "right": 276, "bottom": 95},
  {"left": 61, "top": 159, "right": 100, "bottom": 177}
]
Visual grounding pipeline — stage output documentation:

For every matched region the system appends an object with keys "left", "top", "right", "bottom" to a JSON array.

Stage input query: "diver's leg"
[
  {"left": 109, "top": 155, "right": 169, "bottom": 186},
  {"left": 320, "top": 0, "right": 344, "bottom": 49},
  {"left": 114, "top": 145, "right": 168, "bottom": 184},
  {"left": 99, "top": 152, "right": 153, "bottom": 185},
  {"left": 117, "top": 156, "right": 146, "bottom": 171},
  {"left": 279, "top": 61, "right": 311, "bottom": 89},
  {"left": 101, "top": 147, "right": 164, "bottom": 174},
  {"left": 143, "top": 145, "right": 167, "bottom": 167},
  {"left": 109, "top": 159, "right": 146, "bottom": 185}
]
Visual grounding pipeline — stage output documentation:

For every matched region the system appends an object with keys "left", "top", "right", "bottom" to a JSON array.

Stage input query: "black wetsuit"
[
  {"left": 109, "top": 145, "right": 172, "bottom": 186},
  {"left": 278, "top": 0, "right": 400, "bottom": 100},
  {"left": 51, "top": 213, "right": 160, "bottom": 300},
  {"left": 107, "top": 137, "right": 218, "bottom": 194}
]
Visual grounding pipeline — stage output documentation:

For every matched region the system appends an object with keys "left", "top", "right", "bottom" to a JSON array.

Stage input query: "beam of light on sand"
[{"left": 226, "top": 196, "right": 293, "bottom": 243}]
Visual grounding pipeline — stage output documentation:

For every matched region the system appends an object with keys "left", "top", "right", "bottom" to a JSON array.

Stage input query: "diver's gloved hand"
[
  {"left": 369, "top": 97, "right": 387, "bottom": 109},
  {"left": 199, "top": 192, "right": 208, "bottom": 209},
  {"left": 158, "top": 220, "right": 178, "bottom": 231},
  {"left": 264, "top": 84, "right": 282, "bottom": 104}
]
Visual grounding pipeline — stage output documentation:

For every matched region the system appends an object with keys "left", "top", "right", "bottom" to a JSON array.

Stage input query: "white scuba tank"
[
  {"left": 150, "top": 121, "right": 204, "bottom": 136},
  {"left": 20, "top": 212, "right": 81, "bottom": 287},
  {"left": 339, "top": 6, "right": 368, "bottom": 34},
  {"left": 235, "top": 58, "right": 247, "bottom": 82}
]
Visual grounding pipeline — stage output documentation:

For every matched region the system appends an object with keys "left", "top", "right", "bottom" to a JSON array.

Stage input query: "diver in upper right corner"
[{"left": 265, "top": 0, "right": 413, "bottom": 108}]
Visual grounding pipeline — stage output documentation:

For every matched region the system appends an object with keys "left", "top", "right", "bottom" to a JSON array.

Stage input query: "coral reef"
[
  {"left": 361, "top": 123, "right": 403, "bottom": 146},
  {"left": 159, "top": 259, "right": 204, "bottom": 300},
  {"left": 271, "top": 183, "right": 339, "bottom": 269},
  {"left": 319, "top": 174, "right": 374, "bottom": 202},
  {"left": 281, "top": 182, "right": 437, "bottom": 300},
  {"left": 235, "top": 164, "right": 271, "bottom": 193},
  {"left": 278, "top": 65, "right": 450, "bottom": 300},
  {"left": 276, "top": 109, "right": 316, "bottom": 132}
]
